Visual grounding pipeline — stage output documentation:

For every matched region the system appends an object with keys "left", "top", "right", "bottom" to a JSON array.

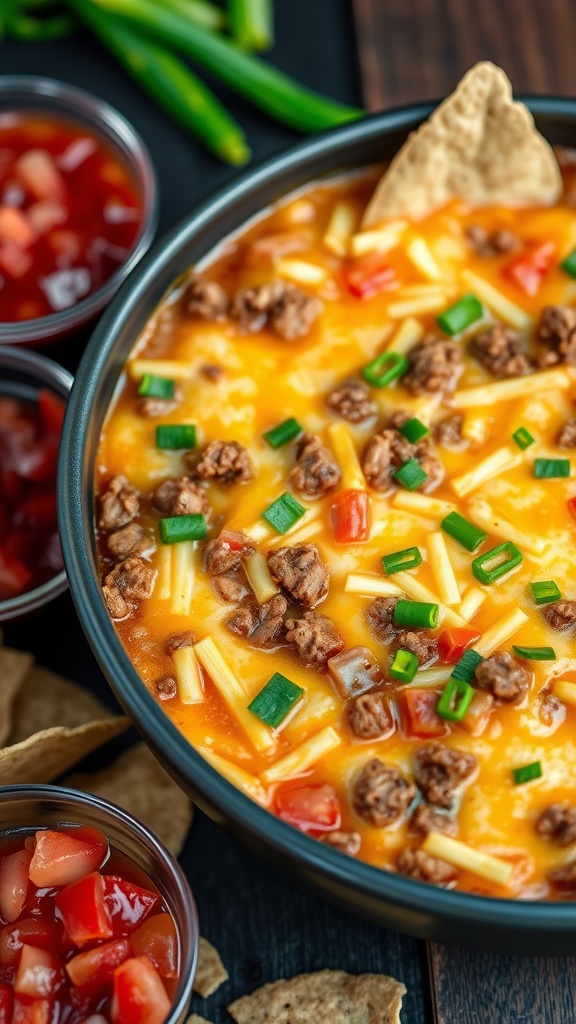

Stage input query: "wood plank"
[{"left": 353, "top": 0, "right": 576, "bottom": 110}]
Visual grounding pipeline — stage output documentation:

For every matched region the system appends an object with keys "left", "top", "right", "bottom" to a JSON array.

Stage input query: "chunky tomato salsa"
[
  {"left": 95, "top": 144, "right": 576, "bottom": 901},
  {"left": 0, "top": 825, "right": 177, "bottom": 1024}
]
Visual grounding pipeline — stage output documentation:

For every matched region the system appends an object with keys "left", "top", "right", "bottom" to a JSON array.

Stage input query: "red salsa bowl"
[{"left": 0, "top": 78, "right": 158, "bottom": 346}]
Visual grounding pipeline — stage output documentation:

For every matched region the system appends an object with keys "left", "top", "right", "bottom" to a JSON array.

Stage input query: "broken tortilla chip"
[
  {"left": 194, "top": 937, "right": 229, "bottom": 998},
  {"left": 187, "top": 1017, "right": 214, "bottom": 1024},
  {"left": 0, "top": 717, "right": 128, "bottom": 786},
  {"left": 363, "top": 62, "right": 562, "bottom": 226},
  {"left": 64, "top": 743, "right": 193, "bottom": 857},
  {"left": 7, "top": 666, "right": 118, "bottom": 743},
  {"left": 227, "top": 970, "right": 406, "bottom": 1024},
  {"left": 0, "top": 647, "right": 33, "bottom": 746}
]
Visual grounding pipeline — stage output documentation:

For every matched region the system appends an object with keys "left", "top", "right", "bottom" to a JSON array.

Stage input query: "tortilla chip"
[
  {"left": 7, "top": 666, "right": 117, "bottom": 742},
  {"left": 187, "top": 1017, "right": 214, "bottom": 1024},
  {"left": 0, "top": 717, "right": 128, "bottom": 785},
  {"left": 194, "top": 937, "right": 229, "bottom": 998},
  {"left": 363, "top": 62, "right": 562, "bottom": 226},
  {"left": 0, "top": 647, "right": 33, "bottom": 746},
  {"left": 227, "top": 970, "right": 406, "bottom": 1024},
  {"left": 64, "top": 744, "right": 193, "bottom": 856}
]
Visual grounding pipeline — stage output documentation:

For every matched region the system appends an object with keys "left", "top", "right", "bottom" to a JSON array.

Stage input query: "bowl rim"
[
  {"left": 59, "top": 96, "right": 576, "bottom": 939},
  {"left": 0, "top": 75, "right": 158, "bottom": 344}
]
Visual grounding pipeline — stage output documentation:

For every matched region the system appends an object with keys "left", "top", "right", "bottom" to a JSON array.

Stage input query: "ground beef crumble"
[
  {"left": 556, "top": 419, "right": 576, "bottom": 448},
  {"left": 290, "top": 433, "right": 340, "bottom": 498},
  {"left": 164, "top": 630, "right": 195, "bottom": 654},
  {"left": 267, "top": 544, "right": 329, "bottom": 608},
  {"left": 107, "top": 522, "right": 154, "bottom": 561},
  {"left": 227, "top": 594, "right": 287, "bottom": 649},
  {"left": 285, "top": 611, "right": 344, "bottom": 668},
  {"left": 136, "top": 390, "right": 182, "bottom": 419},
  {"left": 319, "top": 831, "right": 361, "bottom": 856},
  {"left": 396, "top": 848, "right": 457, "bottom": 885},
  {"left": 469, "top": 324, "right": 532, "bottom": 378},
  {"left": 212, "top": 576, "right": 250, "bottom": 604},
  {"left": 536, "top": 803, "right": 576, "bottom": 847},
  {"left": 231, "top": 280, "right": 322, "bottom": 340},
  {"left": 98, "top": 475, "right": 140, "bottom": 531},
  {"left": 152, "top": 476, "right": 209, "bottom": 517},
  {"left": 410, "top": 803, "right": 458, "bottom": 838},
  {"left": 433, "top": 413, "right": 465, "bottom": 449},
  {"left": 391, "top": 630, "right": 438, "bottom": 668},
  {"left": 186, "top": 440, "right": 253, "bottom": 486},
  {"left": 347, "top": 692, "right": 394, "bottom": 740},
  {"left": 326, "top": 377, "right": 378, "bottom": 424},
  {"left": 413, "top": 742, "right": 477, "bottom": 809},
  {"left": 536, "top": 305, "right": 576, "bottom": 366},
  {"left": 548, "top": 858, "right": 576, "bottom": 890},
  {"left": 204, "top": 530, "right": 254, "bottom": 575},
  {"left": 155, "top": 677, "right": 177, "bottom": 701},
  {"left": 404, "top": 336, "right": 463, "bottom": 396},
  {"left": 183, "top": 274, "right": 229, "bottom": 320},
  {"left": 352, "top": 758, "right": 415, "bottom": 828},
  {"left": 465, "top": 224, "right": 520, "bottom": 257},
  {"left": 542, "top": 599, "right": 576, "bottom": 630},
  {"left": 362, "top": 414, "right": 443, "bottom": 495},
  {"left": 102, "top": 557, "right": 155, "bottom": 621},
  {"left": 366, "top": 596, "right": 400, "bottom": 643},
  {"left": 474, "top": 651, "right": 530, "bottom": 705}
]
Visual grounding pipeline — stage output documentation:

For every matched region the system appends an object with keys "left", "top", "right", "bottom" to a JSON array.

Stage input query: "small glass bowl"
[
  {"left": 0, "top": 785, "right": 198, "bottom": 1024},
  {"left": 0, "top": 344, "right": 72, "bottom": 622},
  {"left": 0, "top": 76, "right": 158, "bottom": 346}
]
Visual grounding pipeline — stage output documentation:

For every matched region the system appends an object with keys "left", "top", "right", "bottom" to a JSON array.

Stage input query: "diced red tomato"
[
  {"left": 11, "top": 994, "right": 52, "bottom": 1024},
  {"left": 38, "top": 390, "right": 65, "bottom": 434},
  {"left": 0, "top": 240, "right": 33, "bottom": 279},
  {"left": 55, "top": 873, "right": 113, "bottom": 947},
  {"left": 0, "top": 547, "right": 32, "bottom": 601},
  {"left": 0, "top": 982, "right": 13, "bottom": 1022},
  {"left": 0, "top": 918, "right": 65, "bottom": 968},
  {"left": 568, "top": 496, "right": 576, "bottom": 521},
  {"left": 275, "top": 784, "right": 341, "bottom": 832},
  {"left": 502, "top": 241, "right": 555, "bottom": 297},
  {"left": 102, "top": 877, "right": 159, "bottom": 938},
  {"left": 0, "top": 207, "right": 35, "bottom": 249},
  {"left": 130, "top": 915, "right": 177, "bottom": 980},
  {"left": 111, "top": 956, "right": 171, "bottom": 1024},
  {"left": 66, "top": 938, "right": 131, "bottom": 991},
  {"left": 26, "top": 201, "right": 66, "bottom": 238},
  {"left": 29, "top": 827, "right": 108, "bottom": 888},
  {"left": 344, "top": 252, "right": 398, "bottom": 299},
  {"left": 15, "top": 150, "right": 66, "bottom": 205},
  {"left": 399, "top": 688, "right": 447, "bottom": 738},
  {"left": 330, "top": 490, "right": 370, "bottom": 543},
  {"left": 437, "top": 627, "right": 482, "bottom": 664},
  {"left": 14, "top": 946, "right": 65, "bottom": 1000},
  {"left": 0, "top": 849, "right": 32, "bottom": 924}
]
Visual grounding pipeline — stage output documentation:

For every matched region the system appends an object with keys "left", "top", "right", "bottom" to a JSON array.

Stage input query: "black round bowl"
[{"left": 59, "top": 99, "right": 576, "bottom": 954}]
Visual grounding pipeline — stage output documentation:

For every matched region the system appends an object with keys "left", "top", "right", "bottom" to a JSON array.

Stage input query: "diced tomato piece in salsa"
[
  {"left": 111, "top": 956, "right": 171, "bottom": 1024},
  {"left": 14, "top": 946, "right": 65, "bottom": 1000},
  {"left": 275, "top": 784, "right": 341, "bottom": 832},
  {"left": 0, "top": 918, "right": 65, "bottom": 968},
  {"left": 102, "top": 877, "right": 159, "bottom": 937},
  {"left": 55, "top": 873, "right": 113, "bottom": 947},
  {"left": 11, "top": 994, "right": 52, "bottom": 1024},
  {"left": 29, "top": 827, "right": 108, "bottom": 888},
  {"left": 130, "top": 915, "right": 177, "bottom": 979},
  {"left": 66, "top": 938, "right": 131, "bottom": 991},
  {"left": 0, "top": 849, "right": 32, "bottom": 924}
]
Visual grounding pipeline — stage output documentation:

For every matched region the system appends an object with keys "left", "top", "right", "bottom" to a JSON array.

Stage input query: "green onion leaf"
[
  {"left": 451, "top": 649, "right": 483, "bottom": 683},
  {"left": 138, "top": 373, "right": 175, "bottom": 399},
  {"left": 441, "top": 511, "right": 487, "bottom": 552},
  {"left": 393, "top": 600, "right": 439, "bottom": 630},
  {"left": 227, "top": 0, "right": 273, "bottom": 51},
  {"left": 362, "top": 351, "right": 409, "bottom": 389},
  {"left": 512, "top": 645, "right": 556, "bottom": 661},
  {"left": 436, "top": 294, "right": 482, "bottom": 336},
  {"left": 156, "top": 424, "right": 196, "bottom": 449},
  {"left": 399, "top": 417, "right": 430, "bottom": 443},
  {"left": 512, "top": 426, "right": 535, "bottom": 451},
  {"left": 530, "top": 580, "right": 561, "bottom": 605},
  {"left": 389, "top": 648, "right": 419, "bottom": 683},
  {"left": 561, "top": 249, "right": 576, "bottom": 278},
  {"left": 393, "top": 458, "right": 428, "bottom": 491},
  {"left": 471, "top": 541, "right": 523, "bottom": 584},
  {"left": 437, "top": 678, "right": 475, "bottom": 721},
  {"left": 262, "top": 492, "right": 306, "bottom": 534},
  {"left": 159, "top": 513, "right": 207, "bottom": 543},
  {"left": 382, "top": 546, "right": 422, "bottom": 575},
  {"left": 247, "top": 672, "right": 304, "bottom": 727},
  {"left": 534, "top": 458, "right": 570, "bottom": 479},
  {"left": 513, "top": 761, "right": 542, "bottom": 785},
  {"left": 263, "top": 417, "right": 302, "bottom": 449}
]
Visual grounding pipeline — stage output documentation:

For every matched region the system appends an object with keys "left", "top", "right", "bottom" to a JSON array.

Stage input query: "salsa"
[
  {"left": 94, "top": 141, "right": 576, "bottom": 900},
  {"left": 0, "top": 113, "right": 142, "bottom": 323},
  {"left": 0, "top": 825, "right": 177, "bottom": 1024}
]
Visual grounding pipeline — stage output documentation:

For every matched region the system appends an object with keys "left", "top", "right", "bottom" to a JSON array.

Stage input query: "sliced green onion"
[
  {"left": 263, "top": 417, "right": 302, "bottom": 449},
  {"left": 227, "top": 0, "right": 273, "bottom": 51},
  {"left": 512, "top": 645, "right": 556, "bottom": 661},
  {"left": 156, "top": 424, "right": 197, "bottom": 449},
  {"left": 437, "top": 678, "right": 475, "bottom": 722},
  {"left": 436, "top": 294, "right": 482, "bottom": 336},
  {"left": 561, "top": 249, "right": 576, "bottom": 278},
  {"left": 441, "top": 511, "right": 487, "bottom": 552},
  {"left": 362, "top": 351, "right": 409, "bottom": 388},
  {"left": 138, "top": 373, "right": 175, "bottom": 399},
  {"left": 512, "top": 426, "right": 535, "bottom": 451},
  {"left": 530, "top": 580, "right": 561, "bottom": 605},
  {"left": 382, "top": 546, "right": 422, "bottom": 575},
  {"left": 393, "top": 600, "right": 439, "bottom": 630},
  {"left": 534, "top": 458, "right": 570, "bottom": 479},
  {"left": 393, "top": 458, "right": 428, "bottom": 491},
  {"left": 262, "top": 492, "right": 306, "bottom": 534},
  {"left": 399, "top": 417, "right": 429, "bottom": 443},
  {"left": 451, "top": 649, "right": 483, "bottom": 683},
  {"left": 513, "top": 761, "right": 542, "bottom": 785},
  {"left": 159, "top": 514, "right": 207, "bottom": 543},
  {"left": 471, "top": 541, "right": 523, "bottom": 585},
  {"left": 247, "top": 672, "right": 304, "bottom": 727},
  {"left": 389, "top": 648, "right": 419, "bottom": 683}
]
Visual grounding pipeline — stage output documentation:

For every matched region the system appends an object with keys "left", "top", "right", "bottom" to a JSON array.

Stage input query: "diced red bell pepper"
[
  {"left": 14, "top": 946, "right": 65, "bottom": 1000},
  {"left": 0, "top": 918, "right": 65, "bottom": 968},
  {"left": 55, "top": 873, "right": 113, "bottom": 948},
  {"left": 130, "top": 914, "right": 177, "bottom": 979},
  {"left": 29, "top": 826, "right": 108, "bottom": 888},
  {"left": 66, "top": 937, "right": 131, "bottom": 991},
  {"left": 502, "top": 241, "right": 555, "bottom": 297},
  {"left": 275, "top": 784, "right": 341, "bottom": 832},
  {"left": 11, "top": 994, "right": 52, "bottom": 1024},
  {"left": 344, "top": 252, "right": 398, "bottom": 299},
  {"left": 0, "top": 982, "right": 13, "bottom": 1022},
  {"left": 0, "top": 547, "right": 32, "bottom": 601},
  {"left": 0, "top": 849, "right": 32, "bottom": 924},
  {"left": 399, "top": 688, "right": 448, "bottom": 738},
  {"left": 330, "top": 490, "right": 370, "bottom": 543},
  {"left": 437, "top": 627, "right": 482, "bottom": 664},
  {"left": 102, "top": 877, "right": 159, "bottom": 938},
  {"left": 111, "top": 956, "right": 171, "bottom": 1024},
  {"left": 38, "top": 390, "right": 65, "bottom": 434}
]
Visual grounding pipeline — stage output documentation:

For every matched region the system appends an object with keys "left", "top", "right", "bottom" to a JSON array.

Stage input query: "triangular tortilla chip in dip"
[
  {"left": 194, "top": 937, "right": 229, "bottom": 998},
  {"left": 64, "top": 743, "right": 193, "bottom": 856},
  {"left": 363, "top": 61, "right": 562, "bottom": 226},
  {"left": 0, "top": 647, "right": 33, "bottom": 746},
  {"left": 227, "top": 970, "right": 406, "bottom": 1024},
  {"left": 0, "top": 718, "right": 128, "bottom": 786}
]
